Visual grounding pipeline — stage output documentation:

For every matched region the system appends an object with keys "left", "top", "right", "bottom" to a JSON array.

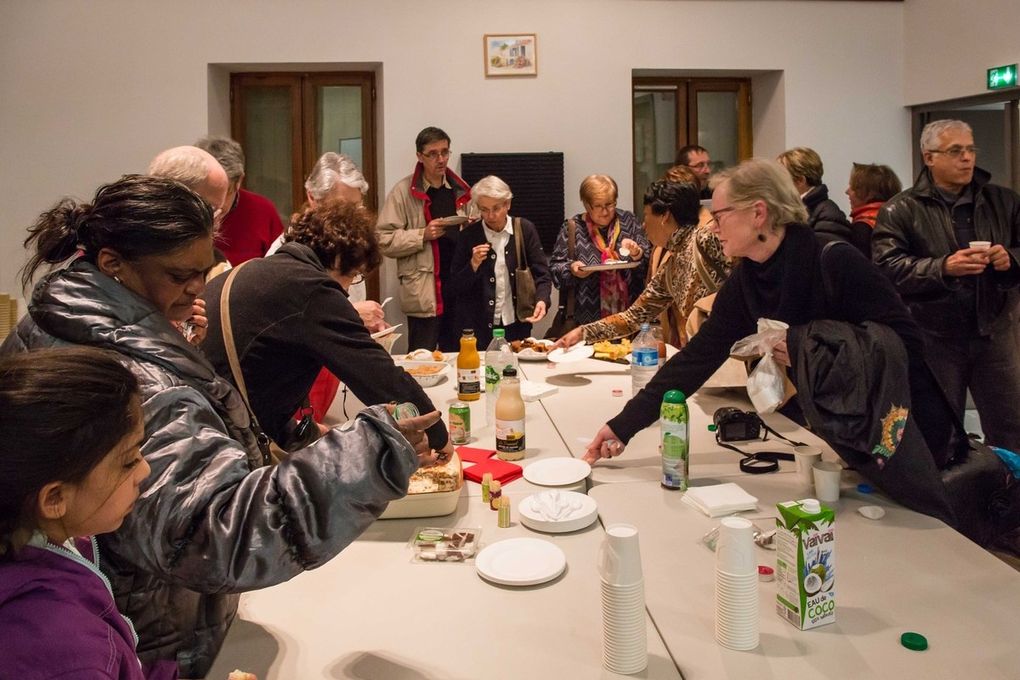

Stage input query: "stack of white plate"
[
  {"left": 598, "top": 524, "right": 647, "bottom": 674},
  {"left": 714, "top": 517, "right": 759, "bottom": 651}
]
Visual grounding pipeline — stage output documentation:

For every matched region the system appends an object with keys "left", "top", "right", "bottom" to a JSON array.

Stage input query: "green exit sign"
[{"left": 987, "top": 64, "right": 1018, "bottom": 90}]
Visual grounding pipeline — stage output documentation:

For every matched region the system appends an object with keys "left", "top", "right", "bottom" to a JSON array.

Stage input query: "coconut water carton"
[{"left": 775, "top": 498, "right": 835, "bottom": 630}]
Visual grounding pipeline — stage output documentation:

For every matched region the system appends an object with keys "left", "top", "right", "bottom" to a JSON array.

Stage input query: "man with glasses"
[
  {"left": 377, "top": 126, "right": 472, "bottom": 352},
  {"left": 675, "top": 144, "right": 713, "bottom": 198},
  {"left": 874, "top": 119, "right": 1020, "bottom": 453},
  {"left": 195, "top": 136, "right": 284, "bottom": 266}
]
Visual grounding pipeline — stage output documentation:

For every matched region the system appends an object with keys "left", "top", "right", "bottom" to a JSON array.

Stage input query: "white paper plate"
[
  {"left": 547, "top": 344, "right": 595, "bottom": 363},
  {"left": 515, "top": 339, "right": 555, "bottom": 362},
  {"left": 438, "top": 215, "right": 470, "bottom": 226},
  {"left": 580, "top": 261, "right": 640, "bottom": 272},
  {"left": 519, "top": 491, "right": 598, "bottom": 534},
  {"left": 476, "top": 537, "right": 567, "bottom": 586},
  {"left": 524, "top": 458, "right": 592, "bottom": 486},
  {"left": 370, "top": 323, "right": 402, "bottom": 339}
]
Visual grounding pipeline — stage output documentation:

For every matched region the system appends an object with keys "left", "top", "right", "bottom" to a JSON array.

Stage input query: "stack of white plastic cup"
[
  {"left": 714, "top": 516, "right": 760, "bottom": 650},
  {"left": 598, "top": 524, "right": 647, "bottom": 674}
]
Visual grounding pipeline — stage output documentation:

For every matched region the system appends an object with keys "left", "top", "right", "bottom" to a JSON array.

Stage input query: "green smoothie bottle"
[{"left": 660, "top": 390, "right": 689, "bottom": 490}]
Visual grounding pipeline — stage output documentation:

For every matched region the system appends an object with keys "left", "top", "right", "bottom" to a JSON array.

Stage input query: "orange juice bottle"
[{"left": 457, "top": 329, "right": 481, "bottom": 401}]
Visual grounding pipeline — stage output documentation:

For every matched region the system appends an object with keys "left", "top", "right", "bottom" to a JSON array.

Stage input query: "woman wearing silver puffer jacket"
[{"left": 2, "top": 175, "right": 440, "bottom": 678}]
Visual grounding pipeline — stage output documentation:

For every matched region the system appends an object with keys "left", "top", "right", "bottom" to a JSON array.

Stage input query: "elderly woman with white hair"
[{"left": 449, "top": 175, "right": 552, "bottom": 349}]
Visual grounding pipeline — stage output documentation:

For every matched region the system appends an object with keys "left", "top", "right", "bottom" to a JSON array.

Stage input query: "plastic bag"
[{"left": 729, "top": 319, "right": 789, "bottom": 414}]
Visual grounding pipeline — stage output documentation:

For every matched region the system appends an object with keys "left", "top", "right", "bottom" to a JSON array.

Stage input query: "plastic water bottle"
[
  {"left": 485, "top": 329, "right": 517, "bottom": 426},
  {"left": 660, "top": 390, "right": 689, "bottom": 490},
  {"left": 631, "top": 322, "right": 659, "bottom": 396}
]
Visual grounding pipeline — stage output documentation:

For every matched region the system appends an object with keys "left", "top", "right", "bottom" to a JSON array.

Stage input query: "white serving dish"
[
  {"left": 523, "top": 458, "right": 592, "bottom": 486},
  {"left": 394, "top": 359, "right": 451, "bottom": 387},
  {"left": 519, "top": 490, "right": 599, "bottom": 534},
  {"left": 475, "top": 537, "right": 567, "bottom": 586},
  {"left": 379, "top": 487, "right": 461, "bottom": 519}
]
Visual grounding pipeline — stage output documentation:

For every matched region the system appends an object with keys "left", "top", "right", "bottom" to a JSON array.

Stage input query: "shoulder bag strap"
[
  {"left": 513, "top": 217, "right": 528, "bottom": 270},
  {"left": 219, "top": 260, "right": 254, "bottom": 410}
]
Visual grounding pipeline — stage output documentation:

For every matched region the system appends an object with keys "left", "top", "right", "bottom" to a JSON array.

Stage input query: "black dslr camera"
[{"left": 713, "top": 407, "right": 764, "bottom": 442}]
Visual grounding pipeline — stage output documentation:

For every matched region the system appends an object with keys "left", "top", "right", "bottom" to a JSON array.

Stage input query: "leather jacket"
[
  {"left": 1, "top": 260, "right": 420, "bottom": 678},
  {"left": 873, "top": 167, "right": 1020, "bottom": 336},
  {"left": 803, "top": 183, "right": 851, "bottom": 242}
]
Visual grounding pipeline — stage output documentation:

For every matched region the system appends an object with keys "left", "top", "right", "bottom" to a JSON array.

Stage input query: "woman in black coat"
[{"left": 449, "top": 175, "right": 552, "bottom": 349}]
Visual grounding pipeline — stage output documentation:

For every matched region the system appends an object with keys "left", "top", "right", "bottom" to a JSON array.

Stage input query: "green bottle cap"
[
  {"left": 707, "top": 424, "right": 717, "bottom": 432},
  {"left": 900, "top": 632, "right": 928, "bottom": 651},
  {"left": 663, "top": 390, "right": 686, "bottom": 404},
  {"left": 493, "top": 328, "right": 506, "bottom": 338}
]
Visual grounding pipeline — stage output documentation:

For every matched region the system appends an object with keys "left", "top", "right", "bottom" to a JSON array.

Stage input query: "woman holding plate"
[
  {"left": 449, "top": 175, "right": 552, "bottom": 349},
  {"left": 548, "top": 175, "right": 650, "bottom": 329}
]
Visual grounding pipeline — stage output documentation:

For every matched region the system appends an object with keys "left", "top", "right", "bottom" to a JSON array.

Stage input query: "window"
[{"left": 632, "top": 77, "right": 751, "bottom": 209}]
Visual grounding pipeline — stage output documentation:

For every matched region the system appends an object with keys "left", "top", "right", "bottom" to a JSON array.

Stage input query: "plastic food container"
[
  {"left": 394, "top": 359, "right": 451, "bottom": 388},
  {"left": 379, "top": 453, "right": 464, "bottom": 519}
]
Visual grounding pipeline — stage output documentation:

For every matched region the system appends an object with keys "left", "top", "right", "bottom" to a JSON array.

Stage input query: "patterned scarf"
[
  {"left": 585, "top": 213, "right": 630, "bottom": 317},
  {"left": 850, "top": 201, "right": 884, "bottom": 229}
]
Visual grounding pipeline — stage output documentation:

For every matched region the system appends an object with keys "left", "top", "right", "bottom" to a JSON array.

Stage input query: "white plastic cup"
[
  {"left": 813, "top": 461, "right": 842, "bottom": 503},
  {"left": 715, "top": 517, "right": 757, "bottom": 576},
  {"left": 969, "top": 240, "right": 991, "bottom": 251},
  {"left": 599, "top": 524, "right": 643, "bottom": 586},
  {"left": 792, "top": 445, "right": 823, "bottom": 486}
]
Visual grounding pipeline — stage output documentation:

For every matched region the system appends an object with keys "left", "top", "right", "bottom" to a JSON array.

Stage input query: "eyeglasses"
[
  {"left": 589, "top": 201, "right": 617, "bottom": 213},
  {"left": 688, "top": 161, "right": 711, "bottom": 170},
  {"left": 350, "top": 272, "right": 365, "bottom": 285},
  {"left": 421, "top": 149, "right": 452, "bottom": 160},
  {"left": 929, "top": 145, "right": 979, "bottom": 159},
  {"left": 709, "top": 206, "right": 740, "bottom": 224}
]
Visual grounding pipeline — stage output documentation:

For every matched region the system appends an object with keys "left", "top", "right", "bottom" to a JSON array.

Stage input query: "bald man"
[{"left": 148, "top": 145, "right": 229, "bottom": 222}]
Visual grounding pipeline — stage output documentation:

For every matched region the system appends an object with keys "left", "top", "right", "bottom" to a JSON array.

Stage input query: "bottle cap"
[
  {"left": 900, "top": 632, "right": 928, "bottom": 651},
  {"left": 482, "top": 472, "right": 493, "bottom": 484},
  {"left": 462, "top": 329, "right": 474, "bottom": 336},
  {"left": 801, "top": 498, "right": 821, "bottom": 513},
  {"left": 490, "top": 480, "right": 502, "bottom": 492},
  {"left": 500, "top": 495, "right": 510, "bottom": 509},
  {"left": 493, "top": 328, "right": 506, "bottom": 338},
  {"left": 857, "top": 483, "right": 874, "bottom": 494},
  {"left": 502, "top": 366, "right": 518, "bottom": 378},
  {"left": 707, "top": 424, "right": 718, "bottom": 432},
  {"left": 612, "top": 388, "right": 623, "bottom": 397},
  {"left": 757, "top": 565, "right": 775, "bottom": 582},
  {"left": 663, "top": 389, "right": 686, "bottom": 404}
]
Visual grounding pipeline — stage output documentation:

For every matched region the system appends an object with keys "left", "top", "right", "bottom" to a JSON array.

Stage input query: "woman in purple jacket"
[{"left": 0, "top": 347, "right": 177, "bottom": 679}]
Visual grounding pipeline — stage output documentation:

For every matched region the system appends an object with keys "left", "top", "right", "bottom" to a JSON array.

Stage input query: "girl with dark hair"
[
  {"left": 2, "top": 175, "right": 438, "bottom": 678},
  {"left": 555, "top": 178, "right": 730, "bottom": 348},
  {"left": 202, "top": 199, "right": 454, "bottom": 458},
  {"left": 0, "top": 347, "right": 174, "bottom": 678}
]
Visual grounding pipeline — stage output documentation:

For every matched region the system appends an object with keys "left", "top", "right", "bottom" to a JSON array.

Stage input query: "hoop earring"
[{"left": 757, "top": 233, "right": 767, "bottom": 242}]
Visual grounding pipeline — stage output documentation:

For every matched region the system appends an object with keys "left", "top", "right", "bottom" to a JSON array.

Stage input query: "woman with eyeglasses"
[
  {"left": 554, "top": 173, "right": 730, "bottom": 350},
  {"left": 2, "top": 175, "right": 439, "bottom": 678},
  {"left": 201, "top": 199, "right": 454, "bottom": 458},
  {"left": 548, "top": 174, "right": 651, "bottom": 332},
  {"left": 581, "top": 158, "right": 987, "bottom": 534}
]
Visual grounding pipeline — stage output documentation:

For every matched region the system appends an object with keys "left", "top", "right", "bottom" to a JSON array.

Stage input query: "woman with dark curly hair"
[{"left": 202, "top": 200, "right": 453, "bottom": 457}]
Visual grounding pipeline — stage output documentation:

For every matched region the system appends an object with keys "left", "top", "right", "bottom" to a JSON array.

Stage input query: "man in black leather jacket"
[{"left": 873, "top": 119, "right": 1020, "bottom": 453}]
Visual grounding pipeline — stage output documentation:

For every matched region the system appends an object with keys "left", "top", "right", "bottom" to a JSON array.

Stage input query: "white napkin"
[
  {"left": 682, "top": 483, "right": 758, "bottom": 517},
  {"left": 520, "top": 379, "right": 558, "bottom": 402}
]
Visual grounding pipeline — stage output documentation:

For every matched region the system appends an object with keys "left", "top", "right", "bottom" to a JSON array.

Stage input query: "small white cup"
[
  {"left": 715, "top": 517, "right": 757, "bottom": 575},
  {"left": 599, "top": 524, "right": 643, "bottom": 586},
  {"left": 792, "top": 445, "right": 823, "bottom": 486},
  {"left": 813, "top": 461, "right": 842, "bottom": 503},
  {"left": 969, "top": 240, "right": 991, "bottom": 251}
]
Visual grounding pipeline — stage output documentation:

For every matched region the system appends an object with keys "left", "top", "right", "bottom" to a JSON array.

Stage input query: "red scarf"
[
  {"left": 585, "top": 214, "right": 630, "bottom": 317},
  {"left": 850, "top": 201, "right": 883, "bottom": 229}
]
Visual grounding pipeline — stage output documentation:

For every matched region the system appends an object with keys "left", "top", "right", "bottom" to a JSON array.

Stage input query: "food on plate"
[
  {"left": 407, "top": 452, "right": 463, "bottom": 494},
  {"left": 510, "top": 337, "right": 551, "bottom": 354},
  {"left": 593, "top": 338, "right": 632, "bottom": 360},
  {"left": 404, "top": 364, "right": 445, "bottom": 376},
  {"left": 227, "top": 672, "right": 257, "bottom": 680},
  {"left": 405, "top": 348, "right": 445, "bottom": 362}
]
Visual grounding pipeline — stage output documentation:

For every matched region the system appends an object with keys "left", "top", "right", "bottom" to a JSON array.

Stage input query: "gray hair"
[
  {"left": 194, "top": 136, "right": 245, "bottom": 183},
  {"left": 711, "top": 158, "right": 809, "bottom": 229},
  {"left": 920, "top": 119, "right": 973, "bottom": 152},
  {"left": 304, "top": 152, "right": 368, "bottom": 201},
  {"left": 471, "top": 175, "right": 514, "bottom": 203},
  {"left": 147, "top": 146, "right": 211, "bottom": 189}
]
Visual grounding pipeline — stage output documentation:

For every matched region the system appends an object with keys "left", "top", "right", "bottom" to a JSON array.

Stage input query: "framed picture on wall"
[{"left": 483, "top": 34, "right": 538, "bottom": 77}]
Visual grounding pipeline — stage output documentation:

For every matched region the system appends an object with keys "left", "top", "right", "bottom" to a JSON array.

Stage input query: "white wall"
[
  {"left": 0, "top": 0, "right": 911, "bottom": 320},
  {"left": 903, "top": 0, "right": 1020, "bottom": 105}
]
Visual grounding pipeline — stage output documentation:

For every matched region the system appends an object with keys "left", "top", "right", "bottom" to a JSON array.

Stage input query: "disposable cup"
[
  {"left": 599, "top": 524, "right": 643, "bottom": 586},
  {"left": 792, "top": 445, "right": 823, "bottom": 486},
  {"left": 813, "top": 461, "right": 842, "bottom": 503},
  {"left": 715, "top": 517, "right": 756, "bottom": 575},
  {"left": 969, "top": 240, "right": 991, "bottom": 251}
]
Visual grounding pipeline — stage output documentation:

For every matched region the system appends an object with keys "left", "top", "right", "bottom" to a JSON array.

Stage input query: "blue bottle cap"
[{"left": 857, "top": 483, "right": 874, "bottom": 494}]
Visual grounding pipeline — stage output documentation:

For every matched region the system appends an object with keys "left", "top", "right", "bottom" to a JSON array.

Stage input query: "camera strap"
[{"left": 715, "top": 430, "right": 796, "bottom": 474}]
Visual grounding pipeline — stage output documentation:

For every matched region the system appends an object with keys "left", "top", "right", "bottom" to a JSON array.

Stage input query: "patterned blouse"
[{"left": 581, "top": 224, "right": 730, "bottom": 345}]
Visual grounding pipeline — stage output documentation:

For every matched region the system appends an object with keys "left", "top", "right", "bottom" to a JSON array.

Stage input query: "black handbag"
[
  {"left": 544, "top": 218, "right": 578, "bottom": 340},
  {"left": 513, "top": 217, "right": 538, "bottom": 320}
]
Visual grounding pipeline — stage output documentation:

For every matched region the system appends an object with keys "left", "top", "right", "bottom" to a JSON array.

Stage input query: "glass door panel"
[
  {"left": 240, "top": 86, "right": 295, "bottom": 221},
  {"left": 695, "top": 91, "right": 738, "bottom": 173},
  {"left": 316, "top": 85, "right": 364, "bottom": 169}
]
